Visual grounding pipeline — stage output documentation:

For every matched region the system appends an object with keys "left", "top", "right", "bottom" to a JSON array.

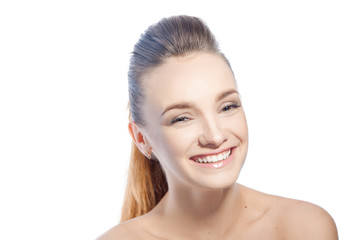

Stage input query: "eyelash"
[
  {"left": 170, "top": 116, "right": 190, "bottom": 125},
  {"left": 169, "top": 103, "right": 240, "bottom": 125},
  {"left": 221, "top": 103, "right": 240, "bottom": 112}
]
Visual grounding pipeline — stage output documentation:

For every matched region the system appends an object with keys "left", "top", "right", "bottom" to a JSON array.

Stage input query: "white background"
[{"left": 0, "top": 0, "right": 359, "bottom": 239}]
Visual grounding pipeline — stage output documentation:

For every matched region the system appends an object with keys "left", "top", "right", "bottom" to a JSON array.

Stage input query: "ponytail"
[{"left": 120, "top": 143, "right": 168, "bottom": 221}]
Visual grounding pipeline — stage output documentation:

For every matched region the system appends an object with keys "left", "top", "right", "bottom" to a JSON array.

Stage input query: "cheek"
[
  {"left": 151, "top": 126, "right": 197, "bottom": 168},
  {"left": 225, "top": 111, "right": 248, "bottom": 140},
  {"left": 162, "top": 127, "right": 196, "bottom": 158}
]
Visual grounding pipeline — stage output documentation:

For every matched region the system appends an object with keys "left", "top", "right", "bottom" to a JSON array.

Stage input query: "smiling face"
[{"left": 138, "top": 52, "right": 248, "bottom": 191}]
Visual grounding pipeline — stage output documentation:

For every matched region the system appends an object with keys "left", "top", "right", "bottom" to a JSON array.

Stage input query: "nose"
[{"left": 198, "top": 116, "right": 227, "bottom": 148}]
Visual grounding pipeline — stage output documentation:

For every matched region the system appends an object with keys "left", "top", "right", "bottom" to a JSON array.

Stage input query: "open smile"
[
  {"left": 190, "top": 147, "right": 236, "bottom": 169},
  {"left": 192, "top": 149, "right": 232, "bottom": 163}
]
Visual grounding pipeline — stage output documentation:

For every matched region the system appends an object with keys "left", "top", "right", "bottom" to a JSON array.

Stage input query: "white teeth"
[{"left": 194, "top": 150, "right": 231, "bottom": 164}]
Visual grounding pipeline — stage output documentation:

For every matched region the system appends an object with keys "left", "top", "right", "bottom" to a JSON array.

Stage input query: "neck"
[{"left": 154, "top": 183, "right": 243, "bottom": 239}]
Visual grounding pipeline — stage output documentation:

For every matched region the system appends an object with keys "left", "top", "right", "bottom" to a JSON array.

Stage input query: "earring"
[{"left": 144, "top": 150, "right": 152, "bottom": 159}]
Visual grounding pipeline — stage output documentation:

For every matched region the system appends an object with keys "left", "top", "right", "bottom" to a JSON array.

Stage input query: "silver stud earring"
[{"left": 144, "top": 151, "right": 151, "bottom": 159}]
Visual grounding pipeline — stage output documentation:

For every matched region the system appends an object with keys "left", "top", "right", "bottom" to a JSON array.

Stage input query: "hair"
[{"left": 121, "top": 15, "right": 230, "bottom": 222}]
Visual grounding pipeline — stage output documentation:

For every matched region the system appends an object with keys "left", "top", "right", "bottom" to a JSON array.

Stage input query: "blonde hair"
[{"left": 121, "top": 143, "right": 167, "bottom": 221}]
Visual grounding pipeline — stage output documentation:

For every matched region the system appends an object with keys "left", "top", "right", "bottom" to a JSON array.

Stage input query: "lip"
[
  {"left": 190, "top": 147, "right": 237, "bottom": 169},
  {"left": 190, "top": 147, "right": 234, "bottom": 160}
]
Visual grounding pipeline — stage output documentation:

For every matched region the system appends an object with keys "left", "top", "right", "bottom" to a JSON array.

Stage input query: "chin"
[
  {"left": 197, "top": 178, "right": 238, "bottom": 192},
  {"left": 189, "top": 145, "right": 247, "bottom": 191}
]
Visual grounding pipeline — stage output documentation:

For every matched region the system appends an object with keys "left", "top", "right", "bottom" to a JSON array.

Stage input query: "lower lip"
[{"left": 191, "top": 148, "right": 236, "bottom": 169}]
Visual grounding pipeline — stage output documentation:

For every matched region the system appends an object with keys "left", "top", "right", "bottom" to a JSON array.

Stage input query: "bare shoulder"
[
  {"left": 277, "top": 197, "right": 338, "bottom": 239},
  {"left": 96, "top": 220, "right": 142, "bottom": 240},
  {"left": 238, "top": 185, "right": 338, "bottom": 239}
]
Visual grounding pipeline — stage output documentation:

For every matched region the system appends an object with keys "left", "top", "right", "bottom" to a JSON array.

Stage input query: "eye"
[
  {"left": 221, "top": 103, "right": 240, "bottom": 112},
  {"left": 170, "top": 116, "right": 190, "bottom": 125}
]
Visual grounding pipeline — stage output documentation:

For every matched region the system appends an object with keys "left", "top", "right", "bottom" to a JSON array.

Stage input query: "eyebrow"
[
  {"left": 216, "top": 89, "right": 239, "bottom": 102},
  {"left": 161, "top": 89, "right": 239, "bottom": 116},
  {"left": 160, "top": 102, "right": 194, "bottom": 116}
]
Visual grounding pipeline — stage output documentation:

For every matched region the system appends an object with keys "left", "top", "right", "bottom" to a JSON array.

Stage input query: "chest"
[{"left": 141, "top": 222, "right": 283, "bottom": 240}]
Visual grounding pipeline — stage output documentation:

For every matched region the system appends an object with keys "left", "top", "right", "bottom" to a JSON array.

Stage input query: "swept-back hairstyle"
[{"left": 121, "top": 15, "right": 229, "bottom": 221}]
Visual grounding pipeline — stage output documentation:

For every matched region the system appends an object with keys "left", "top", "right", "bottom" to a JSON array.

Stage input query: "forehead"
[{"left": 143, "top": 53, "right": 237, "bottom": 110}]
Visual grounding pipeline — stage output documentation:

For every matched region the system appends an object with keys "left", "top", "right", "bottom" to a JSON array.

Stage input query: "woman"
[{"left": 99, "top": 15, "right": 338, "bottom": 239}]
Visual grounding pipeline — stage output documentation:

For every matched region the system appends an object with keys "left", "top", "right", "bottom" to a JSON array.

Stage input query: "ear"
[{"left": 128, "top": 121, "right": 152, "bottom": 158}]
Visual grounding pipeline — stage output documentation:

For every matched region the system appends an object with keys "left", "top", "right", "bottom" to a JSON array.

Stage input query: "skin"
[{"left": 98, "top": 53, "right": 338, "bottom": 240}]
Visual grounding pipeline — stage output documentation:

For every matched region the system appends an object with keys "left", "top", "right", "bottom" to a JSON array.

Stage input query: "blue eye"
[
  {"left": 170, "top": 116, "right": 189, "bottom": 125},
  {"left": 222, "top": 103, "right": 240, "bottom": 112}
]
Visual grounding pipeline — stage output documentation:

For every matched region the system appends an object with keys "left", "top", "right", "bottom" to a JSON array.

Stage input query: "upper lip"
[{"left": 190, "top": 147, "right": 234, "bottom": 159}]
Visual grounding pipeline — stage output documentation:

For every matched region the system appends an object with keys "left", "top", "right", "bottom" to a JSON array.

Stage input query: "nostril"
[
  {"left": 198, "top": 117, "right": 227, "bottom": 148},
  {"left": 198, "top": 134, "right": 227, "bottom": 149}
]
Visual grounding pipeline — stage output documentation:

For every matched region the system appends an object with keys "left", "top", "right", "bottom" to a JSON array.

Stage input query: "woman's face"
[{"left": 140, "top": 52, "right": 248, "bottom": 190}]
